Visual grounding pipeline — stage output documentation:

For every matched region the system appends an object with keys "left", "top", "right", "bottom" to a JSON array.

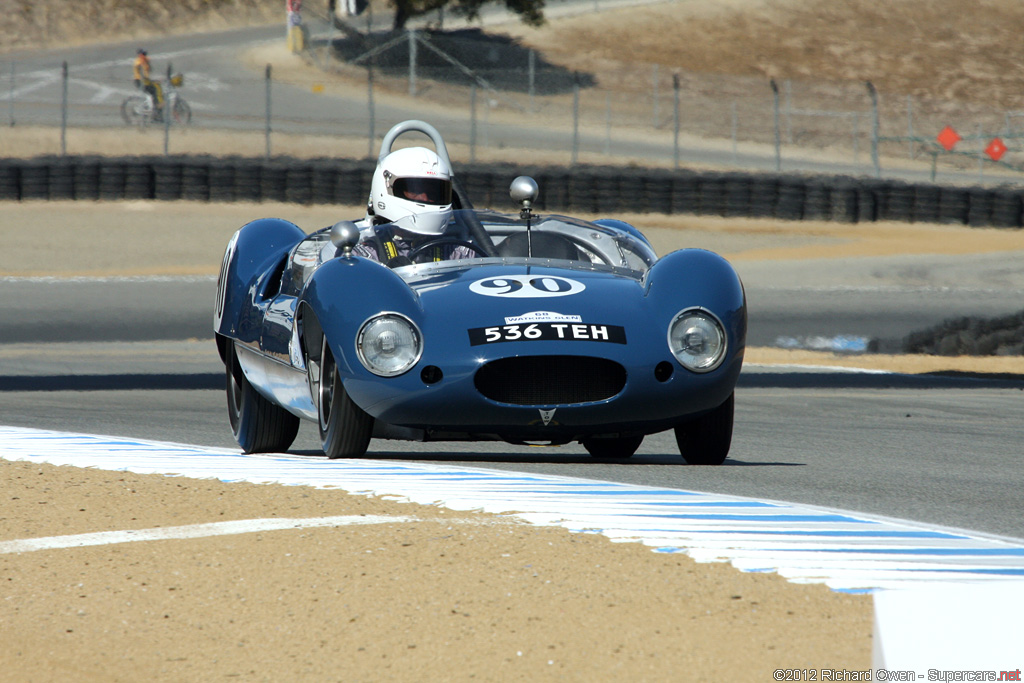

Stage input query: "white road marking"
[
  {"left": 0, "top": 515, "right": 419, "bottom": 554},
  {"left": 0, "top": 275, "right": 216, "bottom": 284}
]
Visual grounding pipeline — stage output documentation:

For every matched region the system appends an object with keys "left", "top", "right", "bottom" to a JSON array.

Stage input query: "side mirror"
[
  {"left": 510, "top": 176, "right": 539, "bottom": 214},
  {"left": 330, "top": 221, "right": 360, "bottom": 258}
]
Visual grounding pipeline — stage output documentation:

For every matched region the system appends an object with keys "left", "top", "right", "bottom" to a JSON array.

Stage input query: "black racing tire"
[
  {"left": 49, "top": 162, "right": 74, "bottom": 200},
  {"left": 226, "top": 341, "right": 299, "bottom": 454},
  {"left": 674, "top": 392, "right": 734, "bottom": 465},
  {"left": 316, "top": 340, "right": 373, "bottom": 459},
  {"left": 582, "top": 435, "right": 644, "bottom": 459}
]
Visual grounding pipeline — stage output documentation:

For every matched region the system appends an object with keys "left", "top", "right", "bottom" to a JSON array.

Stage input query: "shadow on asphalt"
[
  {"left": 3, "top": 371, "right": 1023, "bottom": 392},
  {"left": 326, "top": 28, "right": 596, "bottom": 95},
  {"left": 282, "top": 448, "right": 802, "bottom": 467}
]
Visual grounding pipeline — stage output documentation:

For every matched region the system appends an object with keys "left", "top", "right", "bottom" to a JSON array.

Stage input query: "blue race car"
[{"left": 214, "top": 121, "right": 746, "bottom": 464}]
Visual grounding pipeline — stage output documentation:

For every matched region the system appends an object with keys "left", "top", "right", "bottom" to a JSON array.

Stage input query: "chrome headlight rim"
[
  {"left": 355, "top": 312, "right": 423, "bottom": 378},
  {"left": 667, "top": 307, "right": 728, "bottom": 374}
]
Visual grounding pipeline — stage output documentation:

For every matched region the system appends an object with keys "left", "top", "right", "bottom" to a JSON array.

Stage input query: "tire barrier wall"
[
  {"left": 2, "top": 155, "right": 1023, "bottom": 229},
  {"left": 903, "top": 311, "right": 1024, "bottom": 357}
]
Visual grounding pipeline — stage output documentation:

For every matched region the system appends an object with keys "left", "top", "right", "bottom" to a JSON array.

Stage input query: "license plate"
[{"left": 468, "top": 323, "right": 626, "bottom": 346}]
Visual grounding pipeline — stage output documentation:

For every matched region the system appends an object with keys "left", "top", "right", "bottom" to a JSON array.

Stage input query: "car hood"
[{"left": 397, "top": 260, "right": 647, "bottom": 324}]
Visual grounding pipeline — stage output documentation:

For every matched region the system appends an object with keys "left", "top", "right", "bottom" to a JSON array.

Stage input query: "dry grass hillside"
[
  {"left": 5, "top": 0, "right": 1024, "bottom": 110},
  {"left": 502, "top": 0, "right": 1024, "bottom": 109},
  {"left": 0, "top": 0, "right": 281, "bottom": 52}
]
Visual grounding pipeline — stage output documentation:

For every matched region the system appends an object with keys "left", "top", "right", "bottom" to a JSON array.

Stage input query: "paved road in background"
[{"left": 5, "top": 250, "right": 1024, "bottom": 351}]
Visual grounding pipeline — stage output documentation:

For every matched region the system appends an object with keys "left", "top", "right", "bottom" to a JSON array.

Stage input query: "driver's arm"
[{"left": 351, "top": 241, "right": 381, "bottom": 262}]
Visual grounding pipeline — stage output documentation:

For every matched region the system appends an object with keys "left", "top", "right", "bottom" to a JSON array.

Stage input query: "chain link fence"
[{"left": 4, "top": 24, "right": 1024, "bottom": 186}]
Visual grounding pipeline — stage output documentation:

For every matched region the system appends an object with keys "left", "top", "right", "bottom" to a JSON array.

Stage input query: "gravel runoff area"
[{"left": 3, "top": 198, "right": 1024, "bottom": 680}]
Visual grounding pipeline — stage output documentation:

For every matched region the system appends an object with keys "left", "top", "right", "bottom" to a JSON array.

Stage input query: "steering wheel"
[{"left": 406, "top": 238, "right": 489, "bottom": 263}]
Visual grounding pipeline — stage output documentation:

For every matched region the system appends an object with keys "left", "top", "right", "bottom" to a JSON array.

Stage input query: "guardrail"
[{"left": 1, "top": 155, "right": 1022, "bottom": 228}]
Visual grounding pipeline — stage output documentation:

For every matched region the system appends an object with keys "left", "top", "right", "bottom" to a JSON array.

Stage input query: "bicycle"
[{"left": 121, "top": 73, "right": 192, "bottom": 127}]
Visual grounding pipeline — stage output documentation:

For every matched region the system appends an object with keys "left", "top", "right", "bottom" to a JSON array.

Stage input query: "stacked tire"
[{"left": 0, "top": 156, "right": 1023, "bottom": 230}]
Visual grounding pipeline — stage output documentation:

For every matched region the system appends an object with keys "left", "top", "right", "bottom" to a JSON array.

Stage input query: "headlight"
[
  {"left": 356, "top": 313, "right": 422, "bottom": 377},
  {"left": 668, "top": 309, "right": 726, "bottom": 373}
]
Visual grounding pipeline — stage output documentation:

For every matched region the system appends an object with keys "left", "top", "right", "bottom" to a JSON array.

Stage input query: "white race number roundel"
[{"left": 469, "top": 275, "right": 586, "bottom": 298}]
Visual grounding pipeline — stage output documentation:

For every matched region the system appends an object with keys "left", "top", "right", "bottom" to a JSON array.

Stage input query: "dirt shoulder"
[
  {"left": 9, "top": 200, "right": 1024, "bottom": 274},
  {"left": 0, "top": 458, "right": 871, "bottom": 682}
]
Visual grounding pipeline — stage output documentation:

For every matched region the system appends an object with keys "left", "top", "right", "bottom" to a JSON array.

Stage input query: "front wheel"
[
  {"left": 226, "top": 341, "right": 299, "bottom": 453},
  {"left": 120, "top": 96, "right": 149, "bottom": 127},
  {"left": 674, "top": 392, "right": 734, "bottom": 465},
  {"left": 315, "top": 339, "right": 373, "bottom": 459},
  {"left": 172, "top": 98, "right": 191, "bottom": 125}
]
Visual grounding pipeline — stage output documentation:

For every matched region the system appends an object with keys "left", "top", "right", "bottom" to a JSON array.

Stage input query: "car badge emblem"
[{"left": 539, "top": 409, "right": 556, "bottom": 426}]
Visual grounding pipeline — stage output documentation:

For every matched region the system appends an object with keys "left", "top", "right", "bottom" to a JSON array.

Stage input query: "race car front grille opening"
[{"left": 474, "top": 356, "right": 626, "bottom": 406}]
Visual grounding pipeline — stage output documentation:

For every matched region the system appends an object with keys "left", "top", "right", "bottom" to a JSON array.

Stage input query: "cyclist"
[{"left": 132, "top": 49, "right": 163, "bottom": 122}]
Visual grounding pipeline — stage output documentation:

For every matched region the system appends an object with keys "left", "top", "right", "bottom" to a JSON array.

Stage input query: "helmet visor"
[{"left": 390, "top": 177, "right": 452, "bottom": 206}]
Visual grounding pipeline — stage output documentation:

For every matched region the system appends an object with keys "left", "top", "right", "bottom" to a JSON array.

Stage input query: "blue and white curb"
[
  {"left": 3, "top": 426, "right": 1023, "bottom": 668},
  {"left": 2, "top": 426, "right": 1023, "bottom": 593}
]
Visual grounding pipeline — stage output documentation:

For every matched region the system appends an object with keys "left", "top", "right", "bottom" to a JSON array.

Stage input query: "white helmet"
[{"left": 369, "top": 146, "right": 453, "bottom": 236}]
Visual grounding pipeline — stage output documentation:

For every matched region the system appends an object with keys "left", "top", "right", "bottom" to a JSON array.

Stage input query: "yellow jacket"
[{"left": 133, "top": 54, "right": 151, "bottom": 81}]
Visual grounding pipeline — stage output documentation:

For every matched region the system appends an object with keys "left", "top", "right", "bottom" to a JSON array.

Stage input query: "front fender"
[
  {"left": 298, "top": 256, "right": 423, "bottom": 379},
  {"left": 644, "top": 248, "right": 747, "bottom": 380}
]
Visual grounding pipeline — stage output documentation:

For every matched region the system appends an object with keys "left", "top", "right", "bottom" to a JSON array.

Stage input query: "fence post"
[
  {"left": 8, "top": 61, "right": 14, "bottom": 127},
  {"left": 770, "top": 79, "right": 780, "bottom": 172},
  {"left": 527, "top": 49, "right": 535, "bottom": 112},
  {"left": 731, "top": 101, "right": 738, "bottom": 165},
  {"left": 408, "top": 30, "right": 417, "bottom": 97},
  {"left": 906, "top": 95, "right": 914, "bottom": 160},
  {"left": 672, "top": 72, "right": 680, "bottom": 169},
  {"left": 652, "top": 64, "right": 659, "bottom": 129},
  {"left": 163, "top": 63, "right": 171, "bottom": 156},
  {"left": 60, "top": 61, "right": 68, "bottom": 156},
  {"left": 265, "top": 64, "right": 272, "bottom": 160},
  {"left": 163, "top": 105, "right": 170, "bottom": 155},
  {"left": 571, "top": 73, "right": 580, "bottom": 166},
  {"left": 867, "top": 81, "right": 880, "bottom": 178},
  {"left": 324, "top": 11, "right": 334, "bottom": 65},
  {"left": 367, "top": 65, "right": 375, "bottom": 158},
  {"left": 604, "top": 92, "right": 611, "bottom": 155},
  {"left": 470, "top": 82, "right": 477, "bottom": 163},
  {"left": 977, "top": 123, "right": 985, "bottom": 181},
  {"left": 784, "top": 79, "right": 792, "bottom": 144}
]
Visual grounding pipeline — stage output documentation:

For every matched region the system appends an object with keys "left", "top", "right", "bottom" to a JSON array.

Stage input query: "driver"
[{"left": 351, "top": 146, "right": 475, "bottom": 267}]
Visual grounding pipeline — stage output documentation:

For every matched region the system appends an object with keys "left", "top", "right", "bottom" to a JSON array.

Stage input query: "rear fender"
[{"left": 214, "top": 218, "right": 306, "bottom": 340}]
